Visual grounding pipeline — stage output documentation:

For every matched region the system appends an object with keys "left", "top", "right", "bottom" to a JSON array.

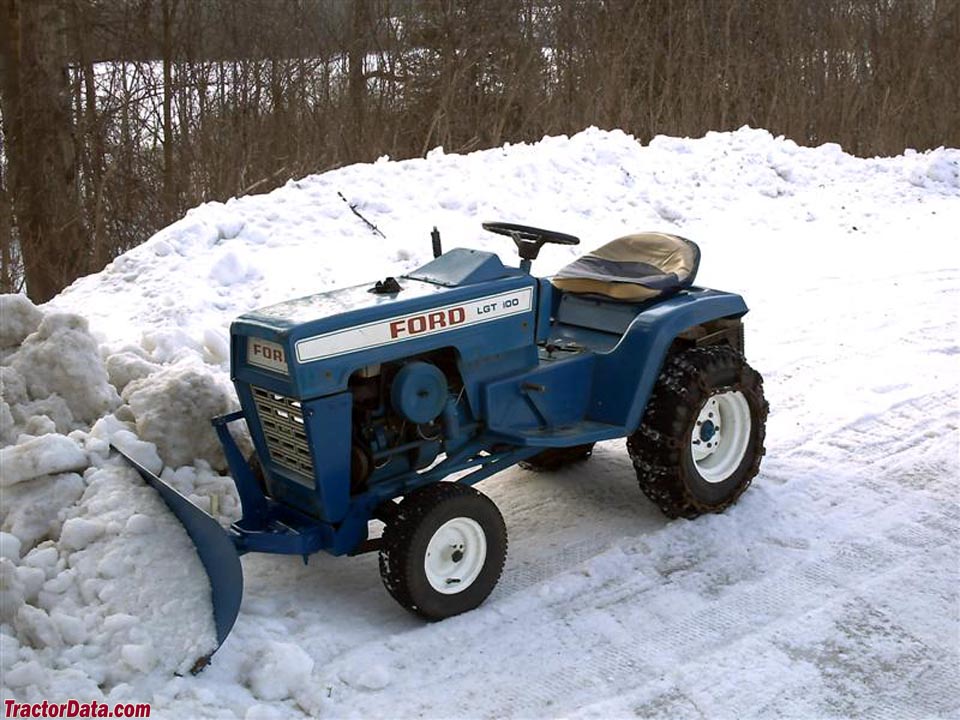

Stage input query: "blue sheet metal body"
[
  {"left": 220, "top": 246, "right": 747, "bottom": 558},
  {"left": 121, "top": 244, "right": 747, "bottom": 655}
]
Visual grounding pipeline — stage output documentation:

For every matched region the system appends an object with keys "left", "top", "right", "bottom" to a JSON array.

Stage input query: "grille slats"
[{"left": 252, "top": 387, "right": 314, "bottom": 478}]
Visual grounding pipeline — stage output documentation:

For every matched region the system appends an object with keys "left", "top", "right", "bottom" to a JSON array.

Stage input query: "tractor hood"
[
  {"left": 240, "top": 276, "right": 451, "bottom": 333},
  {"left": 230, "top": 248, "right": 537, "bottom": 396}
]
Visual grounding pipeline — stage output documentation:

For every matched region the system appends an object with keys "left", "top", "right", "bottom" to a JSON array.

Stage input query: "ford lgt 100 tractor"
[{"left": 118, "top": 221, "right": 768, "bottom": 662}]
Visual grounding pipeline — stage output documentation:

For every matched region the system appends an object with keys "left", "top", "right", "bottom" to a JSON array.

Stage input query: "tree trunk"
[
  {"left": 0, "top": 0, "right": 19, "bottom": 294},
  {"left": 74, "top": 0, "right": 106, "bottom": 273},
  {"left": 348, "top": 0, "right": 370, "bottom": 159},
  {"left": 162, "top": 0, "right": 177, "bottom": 223},
  {"left": 0, "top": 161, "right": 14, "bottom": 293},
  {"left": 0, "top": 0, "right": 85, "bottom": 303}
]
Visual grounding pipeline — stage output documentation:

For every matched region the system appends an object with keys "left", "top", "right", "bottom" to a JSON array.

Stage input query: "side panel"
[
  {"left": 534, "top": 278, "right": 555, "bottom": 344},
  {"left": 484, "top": 354, "right": 595, "bottom": 433},
  {"left": 303, "top": 392, "right": 353, "bottom": 523},
  {"left": 294, "top": 286, "right": 534, "bottom": 363},
  {"left": 232, "top": 276, "right": 540, "bottom": 402},
  {"left": 588, "top": 290, "right": 748, "bottom": 429}
]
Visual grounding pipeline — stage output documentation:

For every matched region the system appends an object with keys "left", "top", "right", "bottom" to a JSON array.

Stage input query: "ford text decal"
[
  {"left": 247, "top": 337, "right": 289, "bottom": 374},
  {"left": 295, "top": 287, "right": 533, "bottom": 363}
]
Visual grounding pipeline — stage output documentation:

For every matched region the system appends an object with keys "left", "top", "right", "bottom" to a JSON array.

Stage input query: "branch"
[{"left": 337, "top": 191, "right": 386, "bottom": 238}]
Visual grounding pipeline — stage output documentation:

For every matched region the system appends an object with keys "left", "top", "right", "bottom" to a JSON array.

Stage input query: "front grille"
[{"left": 251, "top": 387, "right": 314, "bottom": 478}]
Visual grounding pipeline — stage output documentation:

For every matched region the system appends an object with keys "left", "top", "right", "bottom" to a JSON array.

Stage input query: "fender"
[{"left": 587, "top": 289, "right": 748, "bottom": 430}]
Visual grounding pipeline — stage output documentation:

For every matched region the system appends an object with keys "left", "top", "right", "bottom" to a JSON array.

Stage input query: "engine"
[{"left": 348, "top": 350, "right": 469, "bottom": 493}]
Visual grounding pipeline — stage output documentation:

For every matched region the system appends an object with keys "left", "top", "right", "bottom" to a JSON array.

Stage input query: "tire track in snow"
[
  {"left": 318, "top": 490, "right": 955, "bottom": 719},
  {"left": 758, "top": 266, "right": 958, "bottom": 458},
  {"left": 485, "top": 443, "right": 662, "bottom": 600},
  {"left": 484, "top": 506, "right": 956, "bottom": 718},
  {"left": 775, "top": 388, "right": 956, "bottom": 480}
]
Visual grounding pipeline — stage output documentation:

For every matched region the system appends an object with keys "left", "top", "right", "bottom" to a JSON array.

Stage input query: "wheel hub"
[
  {"left": 698, "top": 419, "right": 717, "bottom": 442},
  {"left": 690, "top": 390, "right": 752, "bottom": 484},
  {"left": 424, "top": 517, "right": 487, "bottom": 595}
]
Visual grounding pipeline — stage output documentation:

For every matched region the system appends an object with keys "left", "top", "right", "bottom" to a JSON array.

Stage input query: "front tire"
[
  {"left": 627, "top": 346, "right": 767, "bottom": 519},
  {"left": 379, "top": 483, "right": 507, "bottom": 620}
]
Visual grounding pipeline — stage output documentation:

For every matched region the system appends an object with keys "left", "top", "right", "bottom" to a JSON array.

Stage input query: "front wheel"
[
  {"left": 627, "top": 346, "right": 767, "bottom": 519},
  {"left": 379, "top": 483, "right": 507, "bottom": 620}
]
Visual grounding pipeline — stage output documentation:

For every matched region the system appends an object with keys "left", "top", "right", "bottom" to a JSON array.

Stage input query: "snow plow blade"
[{"left": 112, "top": 445, "right": 243, "bottom": 663}]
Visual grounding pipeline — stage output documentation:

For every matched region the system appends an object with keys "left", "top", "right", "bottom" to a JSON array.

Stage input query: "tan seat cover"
[{"left": 551, "top": 232, "right": 700, "bottom": 301}]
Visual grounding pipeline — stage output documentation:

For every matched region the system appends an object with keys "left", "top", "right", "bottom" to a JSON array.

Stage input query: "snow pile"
[
  {"left": 0, "top": 295, "right": 43, "bottom": 348},
  {"left": 1, "top": 435, "right": 87, "bottom": 488},
  {"left": 0, "top": 299, "right": 119, "bottom": 442},
  {"left": 10, "top": 313, "right": 120, "bottom": 426},
  {"left": 907, "top": 146, "right": 960, "bottom": 188},
  {"left": 243, "top": 641, "right": 315, "bottom": 703},
  {"left": 1, "top": 298, "right": 220, "bottom": 701},
  {"left": 104, "top": 352, "right": 160, "bottom": 395},
  {"left": 43, "top": 129, "right": 960, "bottom": 356},
  {"left": 2, "top": 462, "right": 217, "bottom": 694},
  {"left": 122, "top": 362, "right": 240, "bottom": 471},
  {"left": 2, "top": 127, "right": 957, "bottom": 717}
]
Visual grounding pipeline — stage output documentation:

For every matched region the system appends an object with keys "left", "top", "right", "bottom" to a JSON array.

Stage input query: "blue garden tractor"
[{"left": 118, "top": 222, "right": 767, "bottom": 666}]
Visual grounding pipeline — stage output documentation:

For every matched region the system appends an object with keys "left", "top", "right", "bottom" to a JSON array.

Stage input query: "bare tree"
[
  {"left": 0, "top": 0, "right": 85, "bottom": 303},
  {"left": 0, "top": 0, "right": 957, "bottom": 300}
]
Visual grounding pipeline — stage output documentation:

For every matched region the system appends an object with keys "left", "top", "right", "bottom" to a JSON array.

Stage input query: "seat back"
[{"left": 551, "top": 232, "right": 700, "bottom": 301}]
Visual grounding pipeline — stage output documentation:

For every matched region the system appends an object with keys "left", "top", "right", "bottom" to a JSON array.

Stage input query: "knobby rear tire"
[{"left": 627, "top": 346, "right": 767, "bottom": 519}]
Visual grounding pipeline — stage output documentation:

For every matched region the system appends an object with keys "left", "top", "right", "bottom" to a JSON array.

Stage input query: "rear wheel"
[
  {"left": 627, "top": 346, "right": 767, "bottom": 518},
  {"left": 519, "top": 443, "right": 596, "bottom": 471},
  {"left": 379, "top": 483, "right": 507, "bottom": 620}
]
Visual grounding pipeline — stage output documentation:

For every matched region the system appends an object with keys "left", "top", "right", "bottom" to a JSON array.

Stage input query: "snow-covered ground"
[{"left": 2, "top": 127, "right": 958, "bottom": 718}]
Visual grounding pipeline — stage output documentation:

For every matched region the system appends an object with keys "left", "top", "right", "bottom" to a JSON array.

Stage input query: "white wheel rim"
[
  {"left": 690, "top": 390, "right": 752, "bottom": 484},
  {"left": 424, "top": 517, "right": 487, "bottom": 595}
]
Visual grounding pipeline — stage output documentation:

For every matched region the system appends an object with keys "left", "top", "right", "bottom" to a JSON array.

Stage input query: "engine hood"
[
  {"left": 237, "top": 248, "right": 523, "bottom": 333},
  {"left": 241, "top": 276, "right": 451, "bottom": 332},
  {"left": 230, "top": 249, "right": 537, "bottom": 395}
]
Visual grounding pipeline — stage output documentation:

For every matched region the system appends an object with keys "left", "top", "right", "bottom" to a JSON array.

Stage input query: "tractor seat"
[{"left": 551, "top": 232, "right": 701, "bottom": 301}]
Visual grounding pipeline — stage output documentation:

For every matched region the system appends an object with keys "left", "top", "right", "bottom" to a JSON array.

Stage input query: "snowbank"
[
  {"left": 122, "top": 361, "right": 240, "bottom": 471},
  {"left": 3, "top": 462, "right": 217, "bottom": 690},
  {"left": 2, "top": 127, "right": 957, "bottom": 717},
  {"left": 0, "top": 435, "right": 86, "bottom": 487},
  {"left": 0, "top": 300, "right": 220, "bottom": 701},
  {"left": 0, "top": 295, "right": 43, "bottom": 349}
]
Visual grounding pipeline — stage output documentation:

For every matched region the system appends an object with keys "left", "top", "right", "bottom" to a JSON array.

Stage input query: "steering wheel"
[{"left": 482, "top": 221, "right": 580, "bottom": 262}]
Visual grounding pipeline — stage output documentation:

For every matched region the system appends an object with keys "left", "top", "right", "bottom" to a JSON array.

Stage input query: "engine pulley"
[{"left": 391, "top": 362, "right": 448, "bottom": 424}]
